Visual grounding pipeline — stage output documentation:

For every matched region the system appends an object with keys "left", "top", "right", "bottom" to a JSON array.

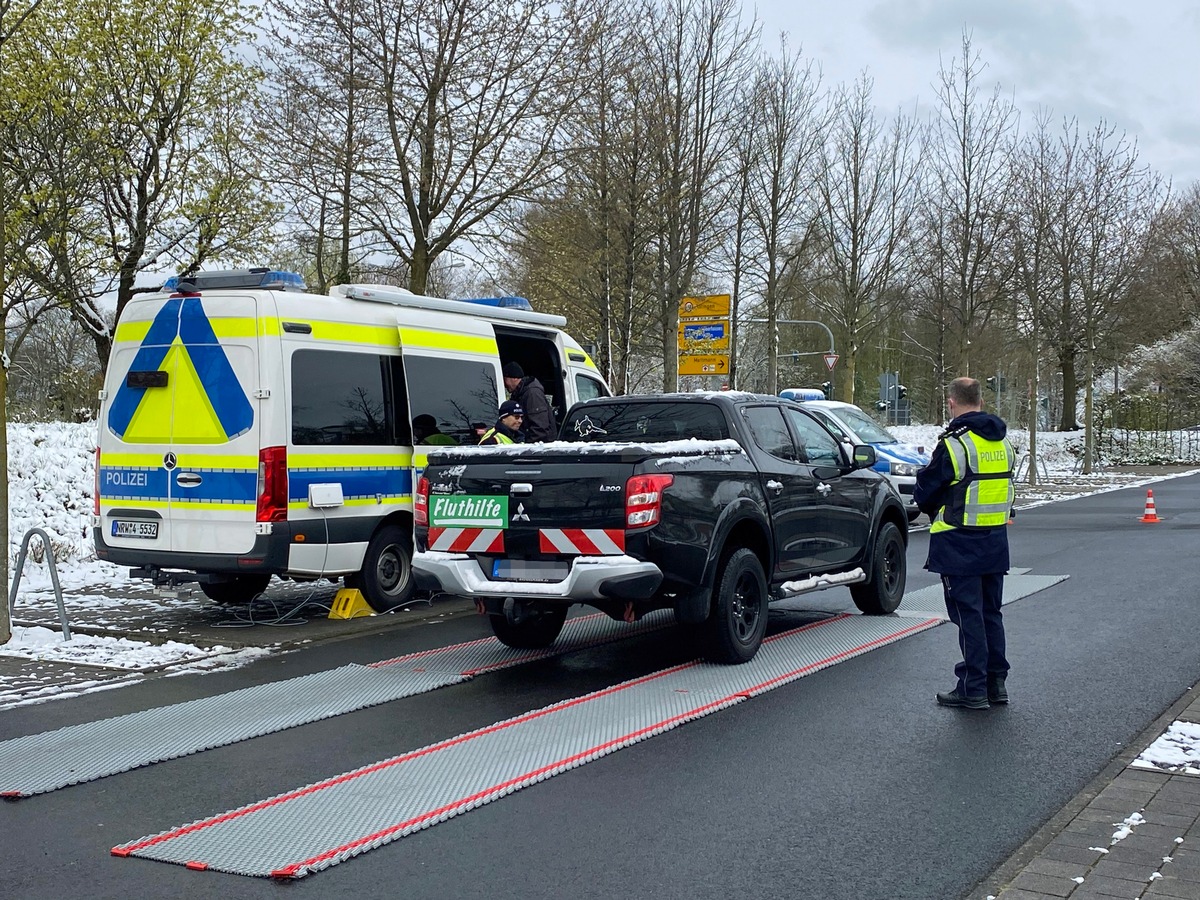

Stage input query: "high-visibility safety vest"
[
  {"left": 479, "top": 428, "right": 514, "bottom": 445},
  {"left": 929, "top": 427, "right": 1015, "bottom": 533}
]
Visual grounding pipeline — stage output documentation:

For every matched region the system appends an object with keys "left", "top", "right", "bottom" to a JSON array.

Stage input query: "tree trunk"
[
  {"left": 1082, "top": 345, "right": 1095, "bottom": 474},
  {"left": 1059, "top": 345, "right": 1079, "bottom": 430},
  {"left": 0, "top": 341, "right": 9, "bottom": 645},
  {"left": 409, "top": 241, "right": 429, "bottom": 296}
]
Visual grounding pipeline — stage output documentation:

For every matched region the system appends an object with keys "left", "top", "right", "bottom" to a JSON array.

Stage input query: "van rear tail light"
[
  {"left": 414, "top": 476, "right": 430, "bottom": 526},
  {"left": 625, "top": 474, "right": 674, "bottom": 529},
  {"left": 93, "top": 447, "right": 101, "bottom": 516},
  {"left": 256, "top": 446, "right": 288, "bottom": 522}
]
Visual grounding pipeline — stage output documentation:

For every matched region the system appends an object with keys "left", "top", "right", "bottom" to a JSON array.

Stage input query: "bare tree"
[
  {"left": 641, "top": 0, "right": 757, "bottom": 392},
  {"left": 263, "top": 0, "right": 382, "bottom": 291},
  {"left": 743, "top": 40, "right": 824, "bottom": 395},
  {"left": 1073, "top": 123, "right": 1167, "bottom": 471},
  {"left": 918, "top": 32, "right": 1019, "bottom": 378},
  {"left": 334, "top": 0, "right": 593, "bottom": 295},
  {"left": 811, "top": 74, "right": 920, "bottom": 403}
]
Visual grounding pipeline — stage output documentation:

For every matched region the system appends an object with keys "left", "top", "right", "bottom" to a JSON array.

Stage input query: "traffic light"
[
  {"left": 821, "top": 381, "right": 832, "bottom": 398},
  {"left": 986, "top": 376, "right": 997, "bottom": 390},
  {"left": 897, "top": 384, "right": 907, "bottom": 399},
  {"left": 875, "top": 400, "right": 887, "bottom": 411}
]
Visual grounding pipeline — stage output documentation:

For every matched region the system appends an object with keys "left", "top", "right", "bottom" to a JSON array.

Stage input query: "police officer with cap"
[
  {"left": 479, "top": 399, "right": 525, "bottom": 445},
  {"left": 502, "top": 362, "right": 555, "bottom": 442},
  {"left": 915, "top": 376, "right": 1016, "bottom": 710}
]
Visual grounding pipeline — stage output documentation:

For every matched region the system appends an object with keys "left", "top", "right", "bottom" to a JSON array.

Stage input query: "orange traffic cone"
[{"left": 1140, "top": 489, "right": 1160, "bottom": 523}]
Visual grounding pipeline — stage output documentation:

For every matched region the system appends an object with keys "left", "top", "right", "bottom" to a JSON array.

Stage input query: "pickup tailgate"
[{"left": 419, "top": 447, "right": 657, "bottom": 581}]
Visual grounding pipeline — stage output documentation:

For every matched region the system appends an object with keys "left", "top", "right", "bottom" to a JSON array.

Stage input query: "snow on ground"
[
  {"left": 1, "top": 421, "right": 269, "bottom": 682},
  {"left": 0, "top": 624, "right": 267, "bottom": 671},
  {"left": 1133, "top": 722, "right": 1200, "bottom": 775}
]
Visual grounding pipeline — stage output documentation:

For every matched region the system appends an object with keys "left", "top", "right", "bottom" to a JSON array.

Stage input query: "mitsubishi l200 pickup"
[{"left": 412, "top": 393, "right": 909, "bottom": 663}]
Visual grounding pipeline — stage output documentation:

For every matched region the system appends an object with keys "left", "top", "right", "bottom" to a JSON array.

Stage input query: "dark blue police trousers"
[{"left": 941, "top": 572, "right": 1009, "bottom": 698}]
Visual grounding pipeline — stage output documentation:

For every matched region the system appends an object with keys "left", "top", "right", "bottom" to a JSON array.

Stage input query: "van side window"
[
  {"left": 291, "top": 350, "right": 400, "bottom": 446},
  {"left": 575, "top": 373, "right": 608, "bottom": 403},
  {"left": 402, "top": 356, "right": 499, "bottom": 446}
]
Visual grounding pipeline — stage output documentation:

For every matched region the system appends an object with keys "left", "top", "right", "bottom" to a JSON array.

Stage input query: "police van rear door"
[{"left": 100, "top": 291, "right": 265, "bottom": 554}]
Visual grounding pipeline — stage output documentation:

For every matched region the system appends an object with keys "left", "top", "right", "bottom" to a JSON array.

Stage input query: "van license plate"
[{"left": 112, "top": 520, "right": 158, "bottom": 539}]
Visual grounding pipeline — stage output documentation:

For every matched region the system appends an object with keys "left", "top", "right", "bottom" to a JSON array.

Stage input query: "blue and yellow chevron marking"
[{"left": 107, "top": 298, "right": 254, "bottom": 444}]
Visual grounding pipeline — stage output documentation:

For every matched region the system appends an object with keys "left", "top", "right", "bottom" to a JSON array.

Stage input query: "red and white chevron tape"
[
  {"left": 538, "top": 528, "right": 625, "bottom": 555},
  {"left": 427, "top": 528, "right": 505, "bottom": 553}
]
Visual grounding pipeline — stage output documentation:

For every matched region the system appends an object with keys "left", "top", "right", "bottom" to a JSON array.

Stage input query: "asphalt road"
[{"left": 5, "top": 474, "right": 1199, "bottom": 900}]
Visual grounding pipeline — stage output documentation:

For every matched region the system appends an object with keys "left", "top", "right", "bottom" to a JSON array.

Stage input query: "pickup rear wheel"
[
  {"left": 489, "top": 605, "right": 568, "bottom": 649},
  {"left": 199, "top": 575, "right": 271, "bottom": 605},
  {"left": 356, "top": 524, "right": 415, "bottom": 612},
  {"left": 705, "top": 548, "right": 769, "bottom": 664},
  {"left": 850, "top": 521, "right": 906, "bottom": 615}
]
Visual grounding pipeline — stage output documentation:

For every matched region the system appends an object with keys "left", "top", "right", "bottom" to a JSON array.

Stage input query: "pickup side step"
[{"left": 774, "top": 568, "right": 866, "bottom": 601}]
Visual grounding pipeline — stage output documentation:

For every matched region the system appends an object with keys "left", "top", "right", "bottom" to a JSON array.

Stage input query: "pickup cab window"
[
  {"left": 786, "top": 409, "right": 843, "bottom": 465},
  {"left": 743, "top": 406, "right": 797, "bottom": 461},
  {"left": 562, "top": 401, "right": 728, "bottom": 442}
]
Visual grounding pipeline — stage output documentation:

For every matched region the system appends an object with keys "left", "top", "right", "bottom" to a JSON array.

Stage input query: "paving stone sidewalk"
[{"left": 973, "top": 688, "right": 1200, "bottom": 900}]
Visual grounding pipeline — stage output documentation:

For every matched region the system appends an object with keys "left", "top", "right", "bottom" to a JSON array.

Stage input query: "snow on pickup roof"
[{"left": 425, "top": 438, "right": 744, "bottom": 457}]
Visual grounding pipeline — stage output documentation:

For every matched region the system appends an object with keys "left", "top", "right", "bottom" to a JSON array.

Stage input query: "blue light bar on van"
[
  {"left": 458, "top": 296, "right": 534, "bottom": 311},
  {"left": 162, "top": 268, "right": 307, "bottom": 292}
]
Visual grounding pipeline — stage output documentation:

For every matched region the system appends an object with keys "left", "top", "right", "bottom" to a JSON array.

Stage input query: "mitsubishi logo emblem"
[
  {"left": 163, "top": 452, "right": 178, "bottom": 470},
  {"left": 511, "top": 502, "right": 530, "bottom": 522}
]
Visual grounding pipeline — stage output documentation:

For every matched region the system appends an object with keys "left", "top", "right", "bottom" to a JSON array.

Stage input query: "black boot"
[
  {"left": 988, "top": 677, "right": 1008, "bottom": 705},
  {"left": 936, "top": 688, "right": 989, "bottom": 710}
]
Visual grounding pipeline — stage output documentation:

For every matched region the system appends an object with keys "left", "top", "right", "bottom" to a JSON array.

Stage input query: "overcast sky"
[{"left": 751, "top": 0, "right": 1200, "bottom": 190}]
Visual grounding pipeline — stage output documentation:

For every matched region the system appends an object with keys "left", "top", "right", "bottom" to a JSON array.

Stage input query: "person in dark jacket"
[
  {"left": 502, "top": 362, "right": 555, "bottom": 442},
  {"left": 914, "top": 376, "right": 1016, "bottom": 711},
  {"left": 479, "top": 399, "right": 525, "bottom": 445}
]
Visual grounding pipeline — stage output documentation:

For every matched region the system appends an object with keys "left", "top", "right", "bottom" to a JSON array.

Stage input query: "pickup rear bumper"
[{"left": 413, "top": 551, "right": 663, "bottom": 602}]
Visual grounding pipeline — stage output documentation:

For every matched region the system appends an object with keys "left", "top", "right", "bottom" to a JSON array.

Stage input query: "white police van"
[
  {"left": 799, "top": 400, "right": 930, "bottom": 523},
  {"left": 92, "top": 268, "right": 609, "bottom": 610}
]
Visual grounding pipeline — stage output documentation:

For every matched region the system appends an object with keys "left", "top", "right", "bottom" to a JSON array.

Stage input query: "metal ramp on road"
[
  {"left": 894, "top": 571, "right": 1067, "bottom": 619},
  {"left": 0, "top": 611, "right": 675, "bottom": 798},
  {"left": 112, "top": 614, "right": 944, "bottom": 878}
]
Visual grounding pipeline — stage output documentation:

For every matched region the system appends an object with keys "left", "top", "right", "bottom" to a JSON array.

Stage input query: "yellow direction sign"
[
  {"left": 679, "top": 294, "right": 731, "bottom": 319},
  {"left": 677, "top": 318, "right": 730, "bottom": 351},
  {"left": 678, "top": 353, "right": 729, "bottom": 376}
]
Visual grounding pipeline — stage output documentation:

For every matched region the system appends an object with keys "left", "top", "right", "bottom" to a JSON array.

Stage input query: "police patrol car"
[
  {"left": 92, "top": 268, "right": 609, "bottom": 610},
  {"left": 799, "top": 399, "right": 931, "bottom": 522}
]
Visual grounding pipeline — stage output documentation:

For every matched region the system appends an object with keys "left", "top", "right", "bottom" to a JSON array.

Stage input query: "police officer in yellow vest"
[
  {"left": 479, "top": 399, "right": 525, "bottom": 445},
  {"left": 914, "top": 377, "right": 1016, "bottom": 710}
]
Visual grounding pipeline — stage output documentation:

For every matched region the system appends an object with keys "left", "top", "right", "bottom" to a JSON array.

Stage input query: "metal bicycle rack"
[{"left": 8, "top": 527, "right": 71, "bottom": 640}]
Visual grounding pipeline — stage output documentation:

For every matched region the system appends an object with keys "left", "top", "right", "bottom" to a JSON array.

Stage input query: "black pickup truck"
[{"left": 412, "top": 393, "right": 909, "bottom": 663}]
